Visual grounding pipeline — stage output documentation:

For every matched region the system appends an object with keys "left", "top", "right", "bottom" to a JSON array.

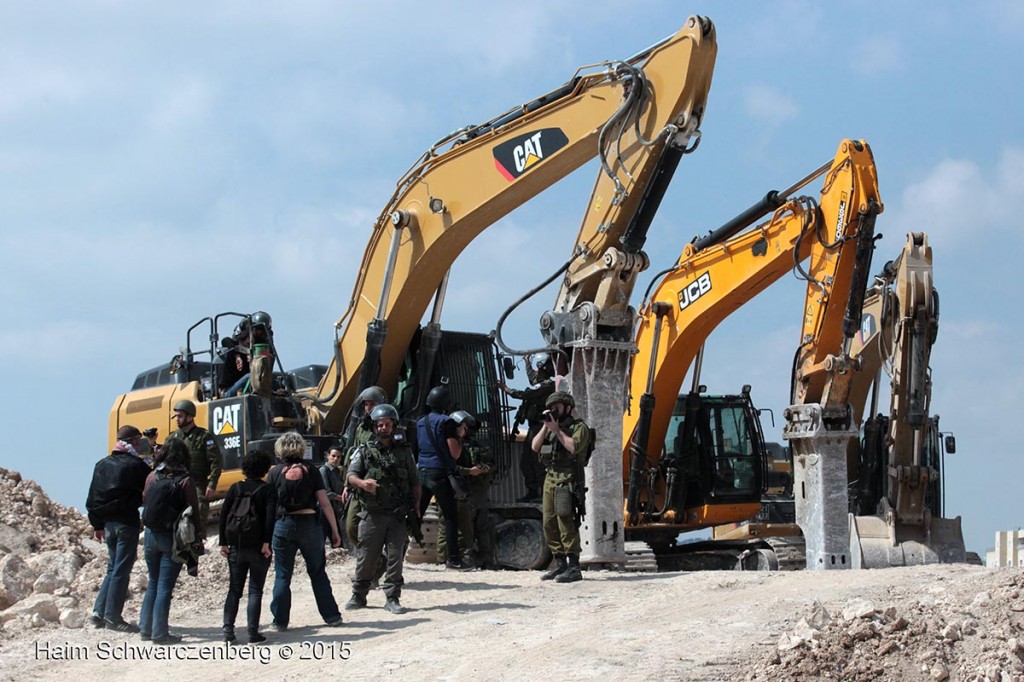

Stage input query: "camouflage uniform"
[
  {"left": 168, "top": 425, "right": 222, "bottom": 528},
  {"left": 507, "top": 378, "right": 555, "bottom": 500},
  {"left": 348, "top": 436, "right": 417, "bottom": 603},
  {"left": 436, "top": 439, "right": 495, "bottom": 566},
  {"left": 343, "top": 419, "right": 374, "bottom": 547},
  {"left": 538, "top": 419, "right": 592, "bottom": 557}
]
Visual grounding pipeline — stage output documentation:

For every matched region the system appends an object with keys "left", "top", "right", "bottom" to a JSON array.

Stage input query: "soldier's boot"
[
  {"left": 540, "top": 554, "right": 567, "bottom": 581},
  {"left": 556, "top": 554, "right": 582, "bottom": 583}
]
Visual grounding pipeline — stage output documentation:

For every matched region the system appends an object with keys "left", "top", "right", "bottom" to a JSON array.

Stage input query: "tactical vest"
[
  {"left": 171, "top": 426, "right": 216, "bottom": 483},
  {"left": 358, "top": 442, "right": 414, "bottom": 513},
  {"left": 539, "top": 418, "right": 586, "bottom": 472}
]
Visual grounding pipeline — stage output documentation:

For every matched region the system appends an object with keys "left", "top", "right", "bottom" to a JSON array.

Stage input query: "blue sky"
[{"left": 1, "top": 1, "right": 1021, "bottom": 557}]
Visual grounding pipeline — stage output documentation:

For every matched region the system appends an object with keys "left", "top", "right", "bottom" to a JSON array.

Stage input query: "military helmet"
[
  {"left": 425, "top": 385, "right": 451, "bottom": 411},
  {"left": 251, "top": 311, "right": 272, "bottom": 327},
  {"left": 369, "top": 403, "right": 400, "bottom": 423},
  {"left": 356, "top": 386, "right": 388, "bottom": 406},
  {"left": 545, "top": 391, "right": 575, "bottom": 409},
  {"left": 450, "top": 410, "right": 477, "bottom": 429},
  {"left": 173, "top": 399, "right": 197, "bottom": 417}
]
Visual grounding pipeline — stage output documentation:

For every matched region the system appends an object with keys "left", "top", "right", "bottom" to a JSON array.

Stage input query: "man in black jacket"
[{"left": 86, "top": 425, "right": 153, "bottom": 632}]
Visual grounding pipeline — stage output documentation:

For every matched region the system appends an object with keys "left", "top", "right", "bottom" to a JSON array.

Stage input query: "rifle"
[
  {"left": 406, "top": 509, "right": 424, "bottom": 547},
  {"left": 571, "top": 455, "right": 588, "bottom": 528}
]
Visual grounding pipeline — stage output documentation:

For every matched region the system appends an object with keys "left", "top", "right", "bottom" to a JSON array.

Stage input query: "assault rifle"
[
  {"left": 406, "top": 508, "right": 424, "bottom": 547},
  {"left": 571, "top": 455, "right": 588, "bottom": 527}
]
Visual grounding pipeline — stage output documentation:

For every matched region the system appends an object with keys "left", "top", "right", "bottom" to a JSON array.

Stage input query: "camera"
[{"left": 542, "top": 410, "right": 554, "bottom": 422}]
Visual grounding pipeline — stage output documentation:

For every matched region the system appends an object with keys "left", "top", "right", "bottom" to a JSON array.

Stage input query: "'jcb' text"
[{"left": 678, "top": 272, "right": 712, "bottom": 310}]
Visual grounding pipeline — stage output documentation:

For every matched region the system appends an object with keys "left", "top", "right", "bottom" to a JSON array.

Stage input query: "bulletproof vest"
[
  {"left": 415, "top": 413, "right": 451, "bottom": 470},
  {"left": 359, "top": 442, "right": 414, "bottom": 513},
  {"left": 539, "top": 417, "right": 583, "bottom": 470},
  {"left": 172, "top": 426, "right": 214, "bottom": 482}
]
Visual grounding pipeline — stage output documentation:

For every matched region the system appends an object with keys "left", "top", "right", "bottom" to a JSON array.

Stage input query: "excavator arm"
[
  {"left": 847, "top": 232, "right": 965, "bottom": 567},
  {"left": 309, "top": 16, "right": 717, "bottom": 433},
  {"left": 620, "top": 140, "right": 882, "bottom": 537}
]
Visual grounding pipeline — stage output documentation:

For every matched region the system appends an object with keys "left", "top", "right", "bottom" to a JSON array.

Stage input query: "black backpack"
[
  {"left": 142, "top": 469, "right": 187, "bottom": 531},
  {"left": 277, "top": 463, "right": 314, "bottom": 512},
  {"left": 225, "top": 484, "right": 262, "bottom": 548}
]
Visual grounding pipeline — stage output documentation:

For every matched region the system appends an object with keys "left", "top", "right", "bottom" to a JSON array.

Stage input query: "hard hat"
[
  {"left": 425, "top": 385, "right": 451, "bottom": 411},
  {"left": 356, "top": 386, "right": 388, "bottom": 405},
  {"left": 545, "top": 391, "right": 575, "bottom": 409},
  {"left": 450, "top": 410, "right": 477, "bottom": 428},
  {"left": 370, "top": 404, "right": 400, "bottom": 423},
  {"left": 173, "top": 399, "right": 197, "bottom": 417}
]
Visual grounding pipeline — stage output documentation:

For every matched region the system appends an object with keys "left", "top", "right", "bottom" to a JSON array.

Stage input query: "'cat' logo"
[
  {"left": 493, "top": 128, "right": 569, "bottom": 181},
  {"left": 213, "top": 404, "right": 241, "bottom": 435}
]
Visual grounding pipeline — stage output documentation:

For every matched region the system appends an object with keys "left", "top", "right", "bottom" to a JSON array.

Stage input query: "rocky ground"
[{"left": 0, "top": 466, "right": 1021, "bottom": 681}]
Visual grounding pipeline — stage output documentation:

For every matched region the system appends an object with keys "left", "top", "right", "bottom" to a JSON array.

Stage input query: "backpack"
[
  {"left": 578, "top": 422, "right": 597, "bottom": 467},
  {"left": 142, "top": 469, "right": 187, "bottom": 531},
  {"left": 225, "top": 484, "right": 262, "bottom": 548},
  {"left": 277, "top": 463, "right": 314, "bottom": 512}
]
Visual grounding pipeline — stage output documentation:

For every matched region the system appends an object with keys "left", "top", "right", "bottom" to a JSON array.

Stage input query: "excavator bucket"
[{"left": 849, "top": 512, "right": 966, "bottom": 568}]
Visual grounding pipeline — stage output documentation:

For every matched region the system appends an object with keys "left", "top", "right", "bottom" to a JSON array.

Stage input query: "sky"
[{"left": 1, "top": 1, "right": 1021, "bottom": 558}]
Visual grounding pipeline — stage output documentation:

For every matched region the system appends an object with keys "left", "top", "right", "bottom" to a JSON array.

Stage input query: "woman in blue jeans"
[
  {"left": 267, "top": 432, "right": 343, "bottom": 630},
  {"left": 139, "top": 438, "right": 199, "bottom": 645}
]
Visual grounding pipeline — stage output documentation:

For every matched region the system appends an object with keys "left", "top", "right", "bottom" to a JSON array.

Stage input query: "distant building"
[{"left": 985, "top": 530, "right": 1023, "bottom": 568}]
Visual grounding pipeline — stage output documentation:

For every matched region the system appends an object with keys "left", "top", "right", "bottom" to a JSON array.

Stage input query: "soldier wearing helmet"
[
  {"left": 436, "top": 411, "right": 496, "bottom": 568},
  {"left": 498, "top": 353, "right": 557, "bottom": 502},
  {"left": 169, "top": 398, "right": 223, "bottom": 527},
  {"left": 345, "top": 404, "right": 421, "bottom": 615},
  {"left": 415, "top": 385, "right": 470, "bottom": 570},
  {"left": 532, "top": 390, "right": 592, "bottom": 584},
  {"left": 341, "top": 386, "right": 388, "bottom": 549}
]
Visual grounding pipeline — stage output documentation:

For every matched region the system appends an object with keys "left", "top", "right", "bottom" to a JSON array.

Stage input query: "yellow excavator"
[
  {"left": 845, "top": 232, "right": 965, "bottom": 567},
  {"left": 615, "top": 139, "right": 882, "bottom": 569},
  {"left": 108, "top": 17, "right": 718, "bottom": 567}
]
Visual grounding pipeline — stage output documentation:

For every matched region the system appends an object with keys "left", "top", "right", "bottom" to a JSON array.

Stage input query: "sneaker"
[
  {"left": 325, "top": 617, "right": 344, "bottom": 627},
  {"left": 224, "top": 632, "right": 237, "bottom": 645},
  {"left": 384, "top": 599, "right": 406, "bottom": 615},
  {"left": 271, "top": 622, "right": 288, "bottom": 632},
  {"left": 105, "top": 619, "right": 141, "bottom": 633},
  {"left": 152, "top": 634, "right": 182, "bottom": 645},
  {"left": 90, "top": 613, "right": 105, "bottom": 629},
  {"left": 140, "top": 633, "right": 151, "bottom": 642},
  {"left": 345, "top": 595, "right": 366, "bottom": 610},
  {"left": 445, "top": 558, "right": 471, "bottom": 571},
  {"left": 248, "top": 633, "right": 267, "bottom": 644}
]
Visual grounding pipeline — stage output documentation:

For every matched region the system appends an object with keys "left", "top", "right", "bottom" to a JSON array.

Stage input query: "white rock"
[
  {"left": 930, "top": 662, "right": 949, "bottom": 681},
  {"left": 59, "top": 608, "right": 86, "bottom": 629},
  {"left": 0, "top": 593, "right": 60, "bottom": 624},
  {"left": 941, "top": 623, "right": 962, "bottom": 641},
  {"left": 33, "top": 572, "right": 69, "bottom": 594},
  {"left": 778, "top": 632, "right": 805, "bottom": 652},
  {"left": 30, "top": 613, "right": 46, "bottom": 628},
  {"left": 807, "top": 600, "right": 832, "bottom": 629},
  {"left": 843, "top": 598, "right": 877, "bottom": 621},
  {"left": 0, "top": 554, "right": 35, "bottom": 610},
  {"left": 973, "top": 591, "right": 992, "bottom": 607}
]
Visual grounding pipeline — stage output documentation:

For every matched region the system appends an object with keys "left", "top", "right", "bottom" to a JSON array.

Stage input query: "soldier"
[
  {"left": 532, "top": 391, "right": 593, "bottom": 584},
  {"left": 169, "top": 399, "right": 222, "bottom": 528},
  {"left": 342, "top": 386, "right": 387, "bottom": 548},
  {"left": 499, "top": 353, "right": 556, "bottom": 502},
  {"left": 444, "top": 411, "right": 495, "bottom": 568},
  {"left": 345, "top": 404, "right": 421, "bottom": 615}
]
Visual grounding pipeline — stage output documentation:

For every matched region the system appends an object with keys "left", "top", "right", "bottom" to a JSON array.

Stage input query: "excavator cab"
[{"left": 659, "top": 388, "right": 766, "bottom": 525}]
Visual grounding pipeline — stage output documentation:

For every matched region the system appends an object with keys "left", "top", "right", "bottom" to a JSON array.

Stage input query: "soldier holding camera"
[{"left": 531, "top": 391, "right": 593, "bottom": 584}]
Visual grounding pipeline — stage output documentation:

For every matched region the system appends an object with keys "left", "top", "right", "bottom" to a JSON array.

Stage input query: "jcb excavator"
[
  {"left": 108, "top": 17, "right": 718, "bottom": 567},
  {"left": 845, "top": 232, "right": 965, "bottom": 567},
  {"left": 615, "top": 139, "right": 882, "bottom": 570}
]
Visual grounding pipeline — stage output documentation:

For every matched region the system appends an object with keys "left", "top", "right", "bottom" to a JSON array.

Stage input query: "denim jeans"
[
  {"left": 270, "top": 514, "right": 340, "bottom": 627},
  {"left": 223, "top": 547, "right": 271, "bottom": 636},
  {"left": 93, "top": 521, "right": 140, "bottom": 623},
  {"left": 139, "top": 529, "right": 183, "bottom": 639},
  {"left": 418, "top": 467, "right": 461, "bottom": 561}
]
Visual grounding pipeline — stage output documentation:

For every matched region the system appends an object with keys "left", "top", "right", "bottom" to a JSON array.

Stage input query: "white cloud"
[
  {"left": 890, "top": 147, "right": 1024, "bottom": 248},
  {"left": 741, "top": 84, "right": 799, "bottom": 127}
]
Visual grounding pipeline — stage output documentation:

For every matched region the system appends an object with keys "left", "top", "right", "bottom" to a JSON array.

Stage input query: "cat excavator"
[
  {"left": 617, "top": 139, "right": 882, "bottom": 570},
  {"left": 108, "top": 17, "right": 718, "bottom": 565}
]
